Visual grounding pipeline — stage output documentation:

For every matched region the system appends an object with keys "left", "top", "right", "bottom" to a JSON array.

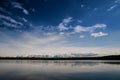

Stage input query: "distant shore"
[{"left": 0, "top": 55, "right": 120, "bottom": 60}]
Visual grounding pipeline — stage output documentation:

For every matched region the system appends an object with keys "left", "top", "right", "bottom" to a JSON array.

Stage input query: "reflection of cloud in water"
[
  {"left": 1, "top": 60, "right": 120, "bottom": 66},
  {"left": 0, "top": 60, "right": 120, "bottom": 80},
  {"left": 0, "top": 60, "right": 99, "bottom": 66}
]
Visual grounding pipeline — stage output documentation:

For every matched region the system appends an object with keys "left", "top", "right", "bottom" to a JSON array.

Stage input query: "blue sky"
[{"left": 0, "top": 0, "right": 120, "bottom": 56}]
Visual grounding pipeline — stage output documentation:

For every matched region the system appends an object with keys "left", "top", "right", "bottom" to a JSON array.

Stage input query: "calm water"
[{"left": 0, "top": 60, "right": 120, "bottom": 80}]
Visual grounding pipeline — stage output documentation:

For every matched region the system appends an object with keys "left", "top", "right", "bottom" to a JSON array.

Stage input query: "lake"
[{"left": 0, "top": 60, "right": 120, "bottom": 80}]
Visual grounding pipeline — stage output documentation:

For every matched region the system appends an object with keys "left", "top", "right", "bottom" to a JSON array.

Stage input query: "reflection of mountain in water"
[
  {"left": 0, "top": 60, "right": 99, "bottom": 66},
  {"left": 27, "top": 53, "right": 98, "bottom": 58},
  {"left": 103, "top": 61, "right": 120, "bottom": 65},
  {"left": 1, "top": 60, "right": 120, "bottom": 67}
]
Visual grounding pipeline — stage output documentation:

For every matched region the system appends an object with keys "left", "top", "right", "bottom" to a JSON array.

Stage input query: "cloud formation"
[
  {"left": 0, "top": 7, "right": 11, "bottom": 15},
  {"left": 0, "top": 0, "right": 119, "bottom": 57},
  {"left": 107, "top": 0, "right": 120, "bottom": 11},
  {"left": 0, "top": 15, "right": 31, "bottom": 31},
  {"left": 91, "top": 32, "right": 108, "bottom": 37},
  {"left": 0, "top": 1, "right": 32, "bottom": 31},
  {"left": 74, "top": 24, "right": 106, "bottom": 33},
  {"left": 0, "top": 14, "right": 23, "bottom": 26},
  {"left": 58, "top": 17, "right": 72, "bottom": 31},
  {"left": 7, "top": 32, "right": 66, "bottom": 50},
  {"left": 79, "top": 35, "right": 85, "bottom": 38},
  {"left": 57, "top": 17, "right": 108, "bottom": 39},
  {"left": 11, "top": 1, "right": 29, "bottom": 15},
  {"left": 107, "top": 5, "right": 117, "bottom": 11}
]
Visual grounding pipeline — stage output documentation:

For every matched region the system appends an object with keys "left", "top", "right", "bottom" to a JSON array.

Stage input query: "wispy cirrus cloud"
[
  {"left": 11, "top": 1, "right": 29, "bottom": 15},
  {"left": 0, "top": 0, "right": 32, "bottom": 31},
  {"left": 0, "top": 14, "right": 24, "bottom": 28},
  {"left": 0, "top": 7, "right": 12, "bottom": 15},
  {"left": 1, "top": 21, "right": 20, "bottom": 28},
  {"left": 107, "top": 4, "right": 118, "bottom": 11},
  {"left": 107, "top": 0, "right": 120, "bottom": 11},
  {"left": 20, "top": 18, "right": 28, "bottom": 22},
  {"left": 0, "top": 13, "right": 32, "bottom": 31},
  {"left": 0, "top": 14, "right": 23, "bottom": 26}
]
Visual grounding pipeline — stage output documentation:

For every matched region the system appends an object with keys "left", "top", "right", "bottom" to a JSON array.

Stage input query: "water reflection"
[
  {"left": 0, "top": 60, "right": 101, "bottom": 66},
  {"left": 0, "top": 60, "right": 120, "bottom": 80}
]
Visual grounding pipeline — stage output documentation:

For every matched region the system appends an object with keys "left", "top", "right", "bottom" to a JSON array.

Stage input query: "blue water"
[{"left": 0, "top": 60, "right": 120, "bottom": 80}]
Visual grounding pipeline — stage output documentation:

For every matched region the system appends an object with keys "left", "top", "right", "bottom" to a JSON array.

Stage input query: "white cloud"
[
  {"left": 81, "top": 4, "right": 84, "bottom": 8},
  {"left": 74, "top": 25, "right": 87, "bottom": 32},
  {"left": 0, "top": 32, "right": 68, "bottom": 56},
  {"left": 0, "top": 14, "right": 23, "bottom": 28},
  {"left": 115, "top": 0, "right": 120, "bottom": 3},
  {"left": 2, "top": 21, "right": 19, "bottom": 28},
  {"left": 107, "top": 0, "right": 120, "bottom": 11},
  {"left": 63, "top": 17, "right": 72, "bottom": 24},
  {"left": 58, "top": 23, "right": 68, "bottom": 31},
  {"left": 0, "top": 43, "right": 120, "bottom": 56},
  {"left": 44, "top": 32, "right": 55, "bottom": 36},
  {"left": 107, "top": 4, "right": 117, "bottom": 11},
  {"left": 5, "top": 32, "right": 66, "bottom": 51},
  {"left": 23, "top": 9, "right": 29, "bottom": 15},
  {"left": 21, "top": 18, "right": 27, "bottom": 22},
  {"left": 78, "top": 20, "right": 82, "bottom": 23},
  {"left": 58, "top": 17, "right": 72, "bottom": 31},
  {"left": 20, "top": 33, "right": 63, "bottom": 46},
  {"left": 74, "top": 24, "right": 107, "bottom": 33},
  {"left": 80, "top": 35, "right": 85, "bottom": 39},
  {"left": 91, "top": 32, "right": 108, "bottom": 37},
  {"left": 59, "top": 32, "right": 65, "bottom": 35},
  {"left": 12, "top": 2, "right": 23, "bottom": 9},
  {"left": 57, "top": 18, "right": 107, "bottom": 38},
  {"left": 11, "top": 1, "right": 29, "bottom": 15},
  {"left": 94, "top": 8, "right": 98, "bottom": 11},
  {"left": 0, "top": 14, "right": 23, "bottom": 26},
  {"left": 93, "top": 24, "right": 106, "bottom": 28},
  {"left": 0, "top": 7, "right": 11, "bottom": 15}
]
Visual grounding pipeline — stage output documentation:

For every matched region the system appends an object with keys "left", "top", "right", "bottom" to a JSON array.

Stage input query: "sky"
[{"left": 0, "top": 0, "right": 120, "bottom": 57}]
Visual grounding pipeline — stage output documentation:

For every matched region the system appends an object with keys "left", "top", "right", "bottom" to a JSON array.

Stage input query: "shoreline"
[{"left": 0, "top": 55, "right": 120, "bottom": 60}]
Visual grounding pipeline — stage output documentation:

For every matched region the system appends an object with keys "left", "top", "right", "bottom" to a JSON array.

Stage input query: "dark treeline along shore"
[{"left": 0, "top": 55, "right": 120, "bottom": 60}]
